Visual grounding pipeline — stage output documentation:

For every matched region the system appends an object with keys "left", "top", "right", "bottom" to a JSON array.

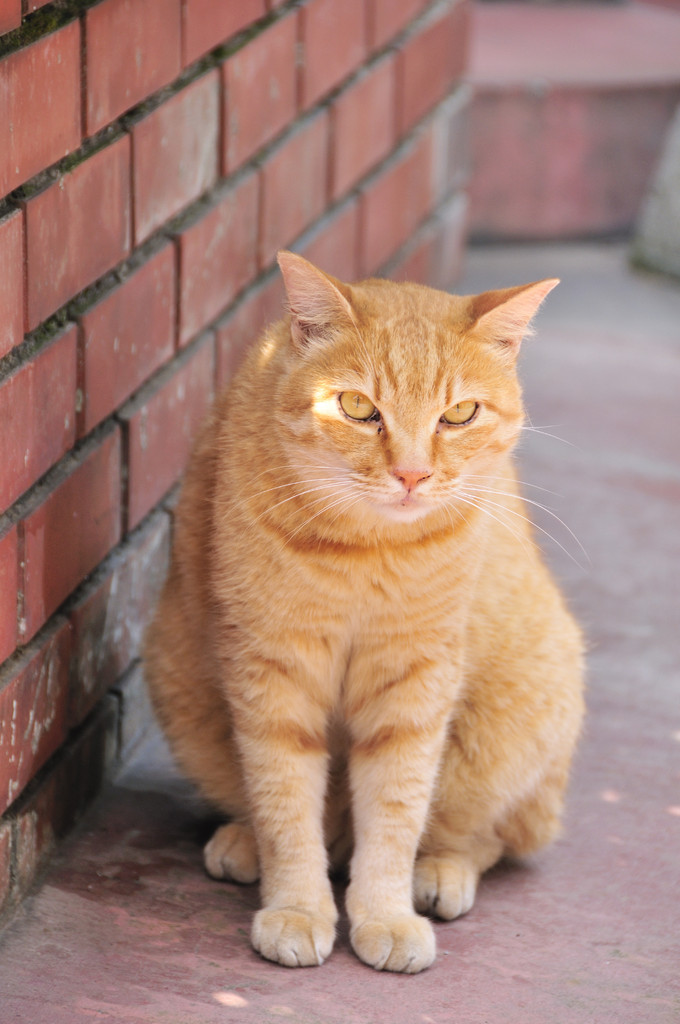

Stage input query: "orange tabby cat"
[{"left": 144, "top": 252, "right": 584, "bottom": 973}]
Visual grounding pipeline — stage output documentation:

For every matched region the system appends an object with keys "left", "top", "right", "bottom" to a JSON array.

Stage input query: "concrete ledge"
[{"left": 468, "top": 2, "right": 680, "bottom": 240}]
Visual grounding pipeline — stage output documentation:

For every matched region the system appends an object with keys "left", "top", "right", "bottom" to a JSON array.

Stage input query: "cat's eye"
[
  {"left": 339, "top": 392, "right": 377, "bottom": 421},
  {"left": 442, "top": 401, "right": 478, "bottom": 425}
]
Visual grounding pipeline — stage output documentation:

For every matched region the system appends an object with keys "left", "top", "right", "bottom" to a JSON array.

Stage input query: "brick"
[
  {"left": 0, "top": 323, "right": 77, "bottom": 513},
  {"left": 24, "top": 0, "right": 52, "bottom": 10},
  {"left": 223, "top": 13, "right": 298, "bottom": 173},
  {"left": 359, "top": 130, "right": 434, "bottom": 274},
  {"left": 24, "top": 137, "right": 131, "bottom": 330},
  {"left": 132, "top": 72, "right": 220, "bottom": 244},
  {"left": 177, "top": 172, "right": 259, "bottom": 346},
  {"left": 0, "top": 1, "right": 20, "bottom": 34},
  {"left": 300, "top": 0, "right": 367, "bottom": 108},
  {"left": 20, "top": 428, "right": 122, "bottom": 643},
  {"left": 397, "top": 0, "right": 470, "bottom": 136},
  {"left": 85, "top": 0, "right": 182, "bottom": 134},
  {"left": 13, "top": 697, "right": 118, "bottom": 894},
  {"left": 0, "top": 619, "right": 71, "bottom": 815},
  {"left": 0, "top": 22, "right": 81, "bottom": 200},
  {"left": 331, "top": 56, "right": 396, "bottom": 200},
  {"left": 259, "top": 112, "right": 329, "bottom": 266},
  {"left": 122, "top": 339, "right": 214, "bottom": 529},
  {"left": 78, "top": 245, "right": 176, "bottom": 434},
  {"left": 69, "top": 512, "right": 170, "bottom": 724},
  {"left": 367, "top": 0, "right": 429, "bottom": 49},
  {"left": 0, "top": 208, "right": 24, "bottom": 359},
  {"left": 215, "top": 275, "right": 284, "bottom": 389},
  {"left": 182, "top": 0, "right": 265, "bottom": 66},
  {"left": 0, "top": 525, "right": 18, "bottom": 666},
  {"left": 296, "top": 198, "right": 360, "bottom": 282}
]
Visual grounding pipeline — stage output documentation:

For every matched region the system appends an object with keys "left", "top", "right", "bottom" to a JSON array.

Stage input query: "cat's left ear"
[
  {"left": 277, "top": 251, "right": 355, "bottom": 352},
  {"left": 469, "top": 278, "right": 559, "bottom": 359}
]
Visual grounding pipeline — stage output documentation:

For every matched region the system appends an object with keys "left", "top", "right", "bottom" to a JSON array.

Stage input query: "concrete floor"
[{"left": 1, "top": 242, "right": 679, "bottom": 1023}]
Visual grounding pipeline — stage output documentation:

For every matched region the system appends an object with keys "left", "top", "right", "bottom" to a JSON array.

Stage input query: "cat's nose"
[{"left": 392, "top": 467, "right": 432, "bottom": 492}]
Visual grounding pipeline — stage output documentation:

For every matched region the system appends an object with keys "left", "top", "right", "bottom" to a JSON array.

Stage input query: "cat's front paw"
[
  {"left": 413, "top": 854, "right": 478, "bottom": 920},
  {"left": 252, "top": 907, "right": 336, "bottom": 968},
  {"left": 350, "top": 914, "right": 435, "bottom": 973},
  {"left": 204, "top": 822, "right": 259, "bottom": 883}
]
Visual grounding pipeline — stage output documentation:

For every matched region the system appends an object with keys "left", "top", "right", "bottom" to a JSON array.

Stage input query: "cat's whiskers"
[
  {"left": 518, "top": 424, "right": 579, "bottom": 450},
  {"left": 440, "top": 496, "right": 459, "bottom": 533},
  {"left": 324, "top": 491, "right": 370, "bottom": 530},
  {"left": 249, "top": 475, "right": 344, "bottom": 502},
  {"left": 252, "top": 478, "right": 353, "bottom": 523},
  {"left": 459, "top": 488, "right": 588, "bottom": 570},
  {"left": 448, "top": 493, "right": 534, "bottom": 558},
  {"left": 247, "top": 460, "right": 352, "bottom": 488},
  {"left": 286, "top": 489, "right": 367, "bottom": 542},
  {"left": 244, "top": 459, "right": 354, "bottom": 506},
  {"left": 465, "top": 482, "right": 560, "bottom": 512},
  {"left": 462, "top": 473, "right": 561, "bottom": 498},
  {"left": 245, "top": 461, "right": 314, "bottom": 490},
  {"left": 462, "top": 483, "right": 588, "bottom": 564},
  {"left": 308, "top": 490, "right": 372, "bottom": 556}
]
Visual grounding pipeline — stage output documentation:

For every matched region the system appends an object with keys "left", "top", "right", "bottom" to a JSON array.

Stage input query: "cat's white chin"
[{"left": 374, "top": 498, "right": 433, "bottom": 523}]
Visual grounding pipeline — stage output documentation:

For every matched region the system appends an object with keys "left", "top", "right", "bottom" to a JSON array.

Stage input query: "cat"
[{"left": 144, "top": 251, "right": 584, "bottom": 973}]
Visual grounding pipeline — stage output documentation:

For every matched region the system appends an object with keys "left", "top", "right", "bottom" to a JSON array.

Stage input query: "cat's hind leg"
[
  {"left": 413, "top": 760, "right": 572, "bottom": 920},
  {"left": 413, "top": 830, "right": 503, "bottom": 920},
  {"left": 204, "top": 821, "right": 259, "bottom": 883},
  {"left": 413, "top": 854, "right": 478, "bottom": 920},
  {"left": 494, "top": 762, "right": 569, "bottom": 857}
]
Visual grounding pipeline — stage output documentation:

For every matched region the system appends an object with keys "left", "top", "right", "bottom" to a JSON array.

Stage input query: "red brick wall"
[{"left": 0, "top": 0, "right": 471, "bottom": 921}]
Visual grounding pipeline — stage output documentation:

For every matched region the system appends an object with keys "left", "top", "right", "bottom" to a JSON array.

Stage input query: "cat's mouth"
[{"left": 374, "top": 491, "right": 433, "bottom": 522}]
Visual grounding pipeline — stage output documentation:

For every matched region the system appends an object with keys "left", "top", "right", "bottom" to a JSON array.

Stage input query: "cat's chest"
[{"left": 332, "top": 540, "right": 473, "bottom": 628}]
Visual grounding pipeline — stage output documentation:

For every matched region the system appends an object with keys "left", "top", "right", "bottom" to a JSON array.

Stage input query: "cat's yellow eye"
[
  {"left": 339, "top": 392, "right": 377, "bottom": 421},
  {"left": 442, "top": 401, "right": 478, "bottom": 425}
]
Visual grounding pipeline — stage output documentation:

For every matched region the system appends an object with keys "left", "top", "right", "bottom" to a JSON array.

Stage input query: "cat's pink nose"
[{"left": 392, "top": 467, "right": 432, "bottom": 492}]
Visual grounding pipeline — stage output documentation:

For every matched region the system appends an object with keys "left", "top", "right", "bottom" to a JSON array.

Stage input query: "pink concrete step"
[{"left": 468, "top": 2, "right": 680, "bottom": 240}]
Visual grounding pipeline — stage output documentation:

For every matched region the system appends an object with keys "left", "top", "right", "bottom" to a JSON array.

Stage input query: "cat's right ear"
[
  {"left": 277, "top": 251, "right": 355, "bottom": 351},
  {"left": 469, "top": 278, "right": 559, "bottom": 360}
]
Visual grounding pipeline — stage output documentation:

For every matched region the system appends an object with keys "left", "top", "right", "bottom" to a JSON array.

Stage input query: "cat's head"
[{"left": 270, "top": 252, "right": 557, "bottom": 531}]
